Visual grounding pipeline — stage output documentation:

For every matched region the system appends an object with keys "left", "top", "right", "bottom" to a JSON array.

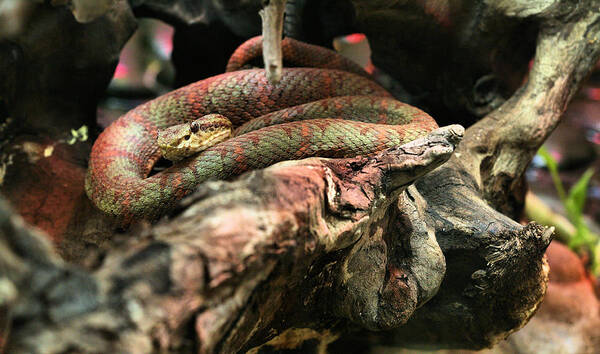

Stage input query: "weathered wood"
[
  {"left": 1, "top": 0, "right": 599, "bottom": 352},
  {"left": 3, "top": 127, "right": 461, "bottom": 353},
  {"left": 335, "top": 0, "right": 600, "bottom": 349},
  {"left": 351, "top": 0, "right": 537, "bottom": 125},
  {"left": 260, "top": 0, "right": 287, "bottom": 84}
]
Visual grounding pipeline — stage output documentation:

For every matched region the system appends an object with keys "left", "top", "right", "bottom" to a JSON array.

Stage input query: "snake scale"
[{"left": 85, "top": 36, "right": 438, "bottom": 221}]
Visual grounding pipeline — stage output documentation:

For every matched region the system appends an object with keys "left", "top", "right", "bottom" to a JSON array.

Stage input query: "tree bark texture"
[{"left": 1, "top": 0, "right": 600, "bottom": 353}]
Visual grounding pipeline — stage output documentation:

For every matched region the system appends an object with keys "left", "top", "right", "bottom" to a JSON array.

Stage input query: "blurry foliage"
[
  {"left": 538, "top": 146, "right": 600, "bottom": 274},
  {"left": 66, "top": 125, "right": 88, "bottom": 145}
]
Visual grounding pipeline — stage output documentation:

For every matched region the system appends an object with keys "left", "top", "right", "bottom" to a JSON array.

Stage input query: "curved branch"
[
  {"left": 4, "top": 0, "right": 597, "bottom": 352},
  {"left": 461, "top": 3, "right": 600, "bottom": 216},
  {"left": 5, "top": 127, "right": 461, "bottom": 353},
  {"left": 341, "top": 1, "right": 599, "bottom": 349}
]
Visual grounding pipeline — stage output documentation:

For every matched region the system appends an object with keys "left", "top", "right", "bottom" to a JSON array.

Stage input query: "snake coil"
[{"left": 85, "top": 36, "right": 438, "bottom": 222}]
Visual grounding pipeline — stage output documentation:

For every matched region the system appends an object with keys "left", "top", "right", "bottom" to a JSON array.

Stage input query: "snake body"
[
  {"left": 226, "top": 36, "right": 371, "bottom": 79},
  {"left": 85, "top": 37, "right": 438, "bottom": 222}
]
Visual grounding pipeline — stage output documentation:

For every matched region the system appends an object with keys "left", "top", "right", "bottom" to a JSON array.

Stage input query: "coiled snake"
[{"left": 85, "top": 36, "right": 438, "bottom": 221}]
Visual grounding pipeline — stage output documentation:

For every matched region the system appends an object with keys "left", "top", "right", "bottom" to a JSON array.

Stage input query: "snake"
[{"left": 85, "top": 36, "right": 438, "bottom": 222}]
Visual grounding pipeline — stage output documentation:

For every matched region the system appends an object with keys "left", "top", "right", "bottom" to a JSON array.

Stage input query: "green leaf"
[
  {"left": 537, "top": 146, "right": 566, "bottom": 202},
  {"left": 536, "top": 146, "right": 600, "bottom": 275},
  {"left": 66, "top": 125, "right": 89, "bottom": 145},
  {"left": 569, "top": 223, "right": 590, "bottom": 248},
  {"left": 591, "top": 242, "right": 600, "bottom": 275},
  {"left": 565, "top": 168, "right": 594, "bottom": 223}
]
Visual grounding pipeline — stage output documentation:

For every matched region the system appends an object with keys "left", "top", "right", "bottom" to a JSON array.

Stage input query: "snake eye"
[
  {"left": 184, "top": 135, "right": 190, "bottom": 140},
  {"left": 190, "top": 121, "right": 199, "bottom": 133}
]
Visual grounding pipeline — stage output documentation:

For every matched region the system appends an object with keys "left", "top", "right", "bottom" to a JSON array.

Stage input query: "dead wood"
[
  {"left": 334, "top": 0, "right": 600, "bottom": 350},
  {"left": 4, "top": 127, "right": 460, "bottom": 353},
  {"left": 1, "top": 0, "right": 599, "bottom": 353},
  {"left": 259, "top": 0, "right": 286, "bottom": 84}
]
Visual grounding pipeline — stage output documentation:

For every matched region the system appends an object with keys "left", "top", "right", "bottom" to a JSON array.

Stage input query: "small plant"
[
  {"left": 537, "top": 146, "right": 600, "bottom": 274},
  {"left": 66, "top": 125, "right": 89, "bottom": 145}
]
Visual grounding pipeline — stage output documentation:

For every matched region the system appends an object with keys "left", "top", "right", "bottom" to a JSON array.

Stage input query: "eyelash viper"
[{"left": 85, "top": 36, "right": 438, "bottom": 222}]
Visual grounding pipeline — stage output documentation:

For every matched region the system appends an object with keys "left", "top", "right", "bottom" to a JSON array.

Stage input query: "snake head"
[{"left": 157, "top": 114, "right": 233, "bottom": 162}]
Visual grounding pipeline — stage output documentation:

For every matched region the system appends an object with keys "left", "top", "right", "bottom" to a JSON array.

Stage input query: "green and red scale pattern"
[
  {"left": 86, "top": 40, "right": 438, "bottom": 222},
  {"left": 226, "top": 36, "right": 371, "bottom": 79}
]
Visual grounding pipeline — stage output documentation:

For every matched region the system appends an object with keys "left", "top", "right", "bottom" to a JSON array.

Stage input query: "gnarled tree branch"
[
  {"left": 2, "top": 0, "right": 599, "bottom": 352},
  {"left": 5, "top": 127, "right": 461, "bottom": 353}
]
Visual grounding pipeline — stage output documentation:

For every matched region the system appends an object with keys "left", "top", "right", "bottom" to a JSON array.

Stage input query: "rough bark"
[
  {"left": 0, "top": 1, "right": 136, "bottom": 243},
  {"left": 3, "top": 127, "right": 460, "bottom": 353},
  {"left": 336, "top": 0, "right": 600, "bottom": 349},
  {"left": 1, "top": 0, "right": 599, "bottom": 353},
  {"left": 351, "top": 0, "right": 537, "bottom": 126},
  {"left": 0, "top": 0, "right": 136, "bottom": 136},
  {"left": 260, "top": 0, "right": 286, "bottom": 84}
]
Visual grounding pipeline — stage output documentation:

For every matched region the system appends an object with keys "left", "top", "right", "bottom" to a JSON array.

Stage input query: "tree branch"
[{"left": 5, "top": 127, "right": 462, "bottom": 353}]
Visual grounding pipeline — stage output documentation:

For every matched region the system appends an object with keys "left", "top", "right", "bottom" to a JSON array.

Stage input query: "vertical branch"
[
  {"left": 259, "top": 0, "right": 287, "bottom": 84},
  {"left": 455, "top": 5, "right": 600, "bottom": 216}
]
